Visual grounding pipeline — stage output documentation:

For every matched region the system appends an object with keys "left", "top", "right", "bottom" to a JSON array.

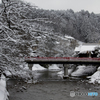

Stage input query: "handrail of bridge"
[{"left": 25, "top": 57, "right": 100, "bottom": 61}]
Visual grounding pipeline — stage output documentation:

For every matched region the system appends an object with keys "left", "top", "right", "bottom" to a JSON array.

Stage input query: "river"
[{"left": 7, "top": 69, "right": 100, "bottom": 100}]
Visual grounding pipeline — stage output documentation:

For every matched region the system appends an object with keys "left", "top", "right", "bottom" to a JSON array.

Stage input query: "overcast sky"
[
  {"left": 22, "top": 0, "right": 100, "bottom": 14},
  {"left": 0, "top": 0, "right": 100, "bottom": 14}
]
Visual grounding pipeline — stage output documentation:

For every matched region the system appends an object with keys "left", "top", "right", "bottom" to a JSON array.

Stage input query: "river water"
[{"left": 7, "top": 69, "right": 100, "bottom": 100}]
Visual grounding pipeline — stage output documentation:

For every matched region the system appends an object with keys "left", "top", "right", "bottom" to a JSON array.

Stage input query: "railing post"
[
  {"left": 63, "top": 64, "right": 68, "bottom": 79},
  {"left": 28, "top": 63, "right": 33, "bottom": 70},
  {"left": 89, "top": 51, "right": 91, "bottom": 58}
]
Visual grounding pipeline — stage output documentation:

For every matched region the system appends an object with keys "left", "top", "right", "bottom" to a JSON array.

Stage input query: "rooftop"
[{"left": 75, "top": 43, "right": 100, "bottom": 53}]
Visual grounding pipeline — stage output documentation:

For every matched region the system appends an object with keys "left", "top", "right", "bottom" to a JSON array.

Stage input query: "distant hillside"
[{"left": 26, "top": 8, "right": 100, "bottom": 43}]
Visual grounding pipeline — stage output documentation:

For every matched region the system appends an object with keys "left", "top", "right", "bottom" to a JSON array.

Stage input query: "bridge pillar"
[
  {"left": 28, "top": 63, "right": 33, "bottom": 70},
  {"left": 63, "top": 64, "right": 68, "bottom": 79}
]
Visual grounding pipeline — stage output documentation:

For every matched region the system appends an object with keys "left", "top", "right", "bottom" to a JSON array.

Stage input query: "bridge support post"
[
  {"left": 28, "top": 63, "right": 33, "bottom": 70},
  {"left": 63, "top": 64, "right": 68, "bottom": 79}
]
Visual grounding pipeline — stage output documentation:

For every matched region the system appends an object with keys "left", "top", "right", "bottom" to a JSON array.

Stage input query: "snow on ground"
[
  {"left": 15, "top": 70, "right": 30, "bottom": 79},
  {"left": 4, "top": 70, "right": 12, "bottom": 77},
  {"left": 23, "top": 64, "right": 29, "bottom": 70},
  {"left": 64, "top": 35, "right": 74, "bottom": 39},
  {"left": 88, "top": 67, "right": 100, "bottom": 84},
  {"left": 71, "top": 65, "right": 96, "bottom": 77},
  {"left": 32, "top": 64, "right": 60, "bottom": 71},
  {"left": 32, "top": 64, "right": 46, "bottom": 71},
  {"left": 57, "top": 69, "right": 73, "bottom": 78},
  {"left": 19, "top": 64, "right": 29, "bottom": 70},
  {"left": 56, "top": 41, "right": 60, "bottom": 44},
  {"left": 71, "top": 65, "right": 86, "bottom": 76},
  {"left": 56, "top": 35, "right": 72, "bottom": 40},
  {"left": 48, "top": 64, "right": 60, "bottom": 70},
  {"left": 0, "top": 74, "right": 9, "bottom": 100}
]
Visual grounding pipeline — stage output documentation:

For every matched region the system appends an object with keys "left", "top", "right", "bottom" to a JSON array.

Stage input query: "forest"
[{"left": 0, "top": 0, "right": 100, "bottom": 78}]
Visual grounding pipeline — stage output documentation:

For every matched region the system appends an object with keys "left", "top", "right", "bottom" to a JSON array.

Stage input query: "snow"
[
  {"left": 74, "top": 46, "right": 81, "bottom": 52},
  {"left": 16, "top": 70, "right": 30, "bottom": 79},
  {"left": 48, "top": 64, "right": 60, "bottom": 70},
  {"left": 35, "top": 36, "right": 42, "bottom": 39},
  {"left": 75, "top": 44, "right": 100, "bottom": 53},
  {"left": 57, "top": 69, "right": 74, "bottom": 78},
  {"left": 32, "top": 64, "right": 60, "bottom": 71},
  {"left": 29, "top": 52, "right": 36, "bottom": 56},
  {"left": 64, "top": 35, "right": 74, "bottom": 39},
  {"left": 71, "top": 65, "right": 86, "bottom": 76},
  {"left": 8, "top": 36, "right": 17, "bottom": 42},
  {"left": 89, "top": 67, "right": 100, "bottom": 84},
  {"left": 79, "top": 45, "right": 96, "bottom": 53},
  {"left": 19, "top": 65, "right": 23, "bottom": 68},
  {"left": 4, "top": 70, "right": 12, "bottom": 77},
  {"left": 56, "top": 35, "right": 72, "bottom": 40},
  {"left": 58, "top": 69, "right": 73, "bottom": 75},
  {"left": 19, "top": 64, "right": 29, "bottom": 70},
  {"left": 32, "top": 64, "right": 46, "bottom": 71},
  {"left": 71, "top": 65, "right": 96, "bottom": 77},
  {"left": 56, "top": 41, "right": 60, "bottom": 44},
  {"left": 24, "top": 64, "right": 29, "bottom": 69},
  {"left": 0, "top": 74, "right": 9, "bottom": 100}
]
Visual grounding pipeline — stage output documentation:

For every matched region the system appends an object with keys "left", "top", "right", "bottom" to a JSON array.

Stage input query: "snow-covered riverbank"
[
  {"left": 4, "top": 64, "right": 100, "bottom": 85},
  {"left": 0, "top": 74, "right": 9, "bottom": 100},
  {"left": 88, "top": 67, "right": 100, "bottom": 84},
  {"left": 5, "top": 64, "right": 100, "bottom": 100}
]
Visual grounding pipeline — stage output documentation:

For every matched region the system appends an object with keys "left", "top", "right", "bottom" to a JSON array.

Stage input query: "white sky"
[
  {"left": 0, "top": 0, "right": 100, "bottom": 14},
  {"left": 22, "top": 0, "right": 100, "bottom": 14}
]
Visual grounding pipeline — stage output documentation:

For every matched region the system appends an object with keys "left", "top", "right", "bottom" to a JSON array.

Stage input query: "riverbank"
[
  {"left": 7, "top": 79, "right": 100, "bottom": 100},
  {"left": 0, "top": 74, "right": 9, "bottom": 100}
]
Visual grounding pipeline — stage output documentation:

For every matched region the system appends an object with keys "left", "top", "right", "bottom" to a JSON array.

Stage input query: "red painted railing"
[{"left": 25, "top": 57, "right": 100, "bottom": 60}]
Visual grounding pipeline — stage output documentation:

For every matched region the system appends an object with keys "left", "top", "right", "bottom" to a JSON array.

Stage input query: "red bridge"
[
  {"left": 25, "top": 57, "right": 100, "bottom": 79},
  {"left": 25, "top": 57, "right": 100, "bottom": 64}
]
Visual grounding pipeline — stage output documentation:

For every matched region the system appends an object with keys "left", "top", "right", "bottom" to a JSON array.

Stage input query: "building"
[{"left": 74, "top": 43, "right": 100, "bottom": 57}]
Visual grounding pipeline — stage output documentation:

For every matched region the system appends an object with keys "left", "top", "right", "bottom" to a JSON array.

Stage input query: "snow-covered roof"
[
  {"left": 75, "top": 43, "right": 100, "bottom": 53},
  {"left": 64, "top": 35, "right": 74, "bottom": 39}
]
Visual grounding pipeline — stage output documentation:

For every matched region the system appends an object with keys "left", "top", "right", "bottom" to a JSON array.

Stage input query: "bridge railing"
[{"left": 25, "top": 57, "right": 100, "bottom": 61}]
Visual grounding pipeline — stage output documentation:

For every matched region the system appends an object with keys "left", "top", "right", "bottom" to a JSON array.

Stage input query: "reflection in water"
[
  {"left": 7, "top": 69, "right": 89, "bottom": 87},
  {"left": 7, "top": 67, "right": 90, "bottom": 85},
  {"left": 32, "top": 69, "right": 63, "bottom": 81},
  {"left": 7, "top": 69, "right": 64, "bottom": 87}
]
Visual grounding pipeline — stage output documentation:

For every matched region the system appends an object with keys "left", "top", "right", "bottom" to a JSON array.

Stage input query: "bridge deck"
[{"left": 25, "top": 57, "right": 100, "bottom": 64}]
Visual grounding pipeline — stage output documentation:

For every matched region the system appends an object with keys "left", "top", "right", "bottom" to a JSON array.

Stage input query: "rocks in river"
[
  {"left": 16, "top": 86, "right": 27, "bottom": 92},
  {"left": 50, "top": 98, "right": 53, "bottom": 100},
  {"left": 73, "top": 87, "right": 80, "bottom": 91},
  {"left": 89, "top": 88, "right": 92, "bottom": 91},
  {"left": 20, "top": 88, "right": 24, "bottom": 92},
  {"left": 16, "top": 89, "right": 20, "bottom": 92},
  {"left": 22, "top": 86, "right": 27, "bottom": 90},
  {"left": 71, "top": 65, "right": 97, "bottom": 77}
]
